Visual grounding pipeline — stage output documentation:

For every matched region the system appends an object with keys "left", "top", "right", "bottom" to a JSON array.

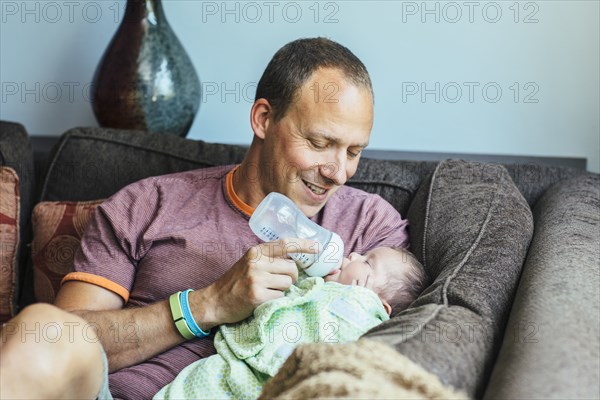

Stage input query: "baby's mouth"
[{"left": 303, "top": 180, "right": 327, "bottom": 195}]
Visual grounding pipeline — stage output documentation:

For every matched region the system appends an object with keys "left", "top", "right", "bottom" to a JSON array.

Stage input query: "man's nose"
[{"left": 319, "top": 154, "right": 348, "bottom": 185}]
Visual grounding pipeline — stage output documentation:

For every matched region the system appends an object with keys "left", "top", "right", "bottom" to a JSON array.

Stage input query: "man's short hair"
[{"left": 255, "top": 37, "right": 373, "bottom": 122}]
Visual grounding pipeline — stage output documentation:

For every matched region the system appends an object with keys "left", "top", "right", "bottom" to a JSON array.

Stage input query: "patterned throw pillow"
[
  {"left": 0, "top": 166, "right": 20, "bottom": 322},
  {"left": 31, "top": 200, "right": 103, "bottom": 303}
]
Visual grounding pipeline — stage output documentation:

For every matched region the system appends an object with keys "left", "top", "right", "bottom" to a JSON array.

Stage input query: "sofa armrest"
[{"left": 484, "top": 173, "right": 600, "bottom": 399}]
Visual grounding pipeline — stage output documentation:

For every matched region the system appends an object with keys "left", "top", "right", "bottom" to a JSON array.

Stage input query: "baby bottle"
[{"left": 249, "top": 192, "right": 344, "bottom": 277}]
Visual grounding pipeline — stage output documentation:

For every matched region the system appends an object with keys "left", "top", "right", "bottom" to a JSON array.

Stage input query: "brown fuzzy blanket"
[{"left": 259, "top": 339, "right": 468, "bottom": 399}]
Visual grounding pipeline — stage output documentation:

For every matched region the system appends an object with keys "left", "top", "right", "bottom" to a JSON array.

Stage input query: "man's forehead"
[{"left": 298, "top": 68, "right": 373, "bottom": 101}]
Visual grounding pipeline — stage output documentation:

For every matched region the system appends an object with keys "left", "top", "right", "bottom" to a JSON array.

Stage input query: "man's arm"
[{"left": 55, "top": 239, "right": 314, "bottom": 372}]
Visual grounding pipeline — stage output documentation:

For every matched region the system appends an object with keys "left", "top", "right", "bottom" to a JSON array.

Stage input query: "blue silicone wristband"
[{"left": 180, "top": 289, "right": 211, "bottom": 338}]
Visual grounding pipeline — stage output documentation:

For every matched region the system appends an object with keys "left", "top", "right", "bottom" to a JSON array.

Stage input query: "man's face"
[{"left": 258, "top": 68, "right": 374, "bottom": 217}]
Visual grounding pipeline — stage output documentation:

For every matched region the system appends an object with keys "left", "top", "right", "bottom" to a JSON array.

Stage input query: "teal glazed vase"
[{"left": 92, "top": 0, "right": 200, "bottom": 137}]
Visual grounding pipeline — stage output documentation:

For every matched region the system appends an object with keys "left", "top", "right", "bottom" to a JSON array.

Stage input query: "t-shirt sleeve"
[
  {"left": 61, "top": 178, "right": 163, "bottom": 302},
  {"left": 359, "top": 194, "right": 410, "bottom": 252}
]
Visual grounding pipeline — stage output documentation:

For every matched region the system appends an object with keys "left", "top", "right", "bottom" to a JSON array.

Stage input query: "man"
[{"left": 55, "top": 37, "right": 409, "bottom": 399}]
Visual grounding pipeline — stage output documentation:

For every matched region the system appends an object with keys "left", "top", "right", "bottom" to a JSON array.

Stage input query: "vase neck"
[{"left": 124, "top": 0, "right": 166, "bottom": 24}]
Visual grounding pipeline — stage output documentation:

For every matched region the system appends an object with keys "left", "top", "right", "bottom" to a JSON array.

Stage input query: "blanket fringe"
[{"left": 259, "top": 339, "right": 468, "bottom": 399}]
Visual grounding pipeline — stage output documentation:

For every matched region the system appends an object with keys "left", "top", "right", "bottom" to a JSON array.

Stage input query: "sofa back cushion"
[
  {"left": 39, "top": 127, "right": 248, "bottom": 202},
  {"left": 363, "top": 159, "right": 535, "bottom": 398},
  {"left": 499, "top": 163, "right": 585, "bottom": 208},
  {"left": 347, "top": 159, "right": 436, "bottom": 217}
]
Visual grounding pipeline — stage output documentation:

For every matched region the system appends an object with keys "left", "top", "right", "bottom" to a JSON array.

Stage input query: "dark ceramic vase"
[{"left": 92, "top": 0, "right": 200, "bottom": 137}]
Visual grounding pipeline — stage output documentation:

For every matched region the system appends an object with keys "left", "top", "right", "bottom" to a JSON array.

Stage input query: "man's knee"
[
  {"left": 11, "top": 303, "right": 96, "bottom": 340},
  {"left": 1, "top": 304, "right": 105, "bottom": 399}
]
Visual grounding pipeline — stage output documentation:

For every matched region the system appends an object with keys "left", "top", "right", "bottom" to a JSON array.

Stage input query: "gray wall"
[{"left": 1, "top": 0, "right": 598, "bottom": 172}]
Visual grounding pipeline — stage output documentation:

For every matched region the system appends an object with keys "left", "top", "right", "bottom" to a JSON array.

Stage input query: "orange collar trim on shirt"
[{"left": 226, "top": 166, "right": 255, "bottom": 217}]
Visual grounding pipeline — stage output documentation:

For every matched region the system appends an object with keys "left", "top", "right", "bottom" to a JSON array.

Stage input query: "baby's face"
[
  {"left": 324, "top": 252, "right": 373, "bottom": 287},
  {"left": 324, "top": 247, "right": 404, "bottom": 294}
]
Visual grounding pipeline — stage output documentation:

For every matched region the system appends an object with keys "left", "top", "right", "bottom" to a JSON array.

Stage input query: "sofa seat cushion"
[
  {"left": 31, "top": 200, "right": 103, "bottom": 303},
  {"left": 0, "top": 167, "right": 20, "bottom": 321},
  {"left": 363, "top": 159, "right": 535, "bottom": 398}
]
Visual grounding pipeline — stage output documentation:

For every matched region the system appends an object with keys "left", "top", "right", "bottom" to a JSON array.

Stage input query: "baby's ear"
[{"left": 381, "top": 300, "right": 392, "bottom": 316}]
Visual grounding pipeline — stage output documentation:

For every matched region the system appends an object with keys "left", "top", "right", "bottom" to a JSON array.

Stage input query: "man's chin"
[
  {"left": 297, "top": 187, "right": 339, "bottom": 216},
  {"left": 300, "top": 205, "right": 322, "bottom": 218},
  {"left": 288, "top": 193, "right": 325, "bottom": 217}
]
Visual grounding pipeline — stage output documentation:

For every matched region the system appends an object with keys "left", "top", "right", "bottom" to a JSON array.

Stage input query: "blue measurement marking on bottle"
[
  {"left": 259, "top": 226, "right": 312, "bottom": 265},
  {"left": 260, "top": 227, "right": 279, "bottom": 241}
]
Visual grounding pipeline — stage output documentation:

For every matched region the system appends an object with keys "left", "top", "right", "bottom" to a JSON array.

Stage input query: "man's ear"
[
  {"left": 250, "top": 98, "right": 272, "bottom": 140},
  {"left": 381, "top": 299, "right": 392, "bottom": 316}
]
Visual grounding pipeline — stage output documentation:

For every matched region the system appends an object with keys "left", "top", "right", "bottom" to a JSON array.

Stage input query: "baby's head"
[{"left": 324, "top": 247, "right": 428, "bottom": 316}]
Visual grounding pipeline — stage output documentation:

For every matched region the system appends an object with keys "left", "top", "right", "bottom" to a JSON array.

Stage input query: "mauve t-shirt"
[{"left": 65, "top": 165, "right": 409, "bottom": 399}]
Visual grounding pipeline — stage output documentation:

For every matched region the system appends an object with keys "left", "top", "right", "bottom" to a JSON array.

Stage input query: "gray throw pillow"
[{"left": 363, "top": 159, "right": 534, "bottom": 398}]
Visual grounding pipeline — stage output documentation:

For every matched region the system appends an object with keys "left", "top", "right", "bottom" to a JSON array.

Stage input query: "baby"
[{"left": 154, "top": 247, "right": 428, "bottom": 400}]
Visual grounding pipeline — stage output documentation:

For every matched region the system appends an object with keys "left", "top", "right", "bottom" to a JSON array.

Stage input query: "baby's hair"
[{"left": 376, "top": 248, "right": 429, "bottom": 317}]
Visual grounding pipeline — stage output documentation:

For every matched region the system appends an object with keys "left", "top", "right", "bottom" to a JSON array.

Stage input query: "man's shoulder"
[
  {"left": 103, "top": 165, "right": 235, "bottom": 206},
  {"left": 144, "top": 164, "right": 234, "bottom": 185},
  {"left": 318, "top": 185, "right": 402, "bottom": 228},
  {"left": 317, "top": 185, "right": 394, "bottom": 223},
  {"left": 122, "top": 165, "right": 234, "bottom": 192}
]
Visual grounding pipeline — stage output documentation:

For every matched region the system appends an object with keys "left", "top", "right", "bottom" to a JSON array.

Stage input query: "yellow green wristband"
[{"left": 169, "top": 291, "right": 195, "bottom": 340}]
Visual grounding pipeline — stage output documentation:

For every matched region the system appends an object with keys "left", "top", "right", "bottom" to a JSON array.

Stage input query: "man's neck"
[{"left": 232, "top": 156, "right": 266, "bottom": 210}]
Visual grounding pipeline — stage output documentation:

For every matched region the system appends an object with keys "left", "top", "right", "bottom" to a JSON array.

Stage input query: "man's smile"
[{"left": 302, "top": 179, "right": 328, "bottom": 195}]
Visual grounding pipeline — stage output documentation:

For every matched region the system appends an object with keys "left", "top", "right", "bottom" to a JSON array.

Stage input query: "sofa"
[{"left": 1, "top": 120, "right": 598, "bottom": 399}]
